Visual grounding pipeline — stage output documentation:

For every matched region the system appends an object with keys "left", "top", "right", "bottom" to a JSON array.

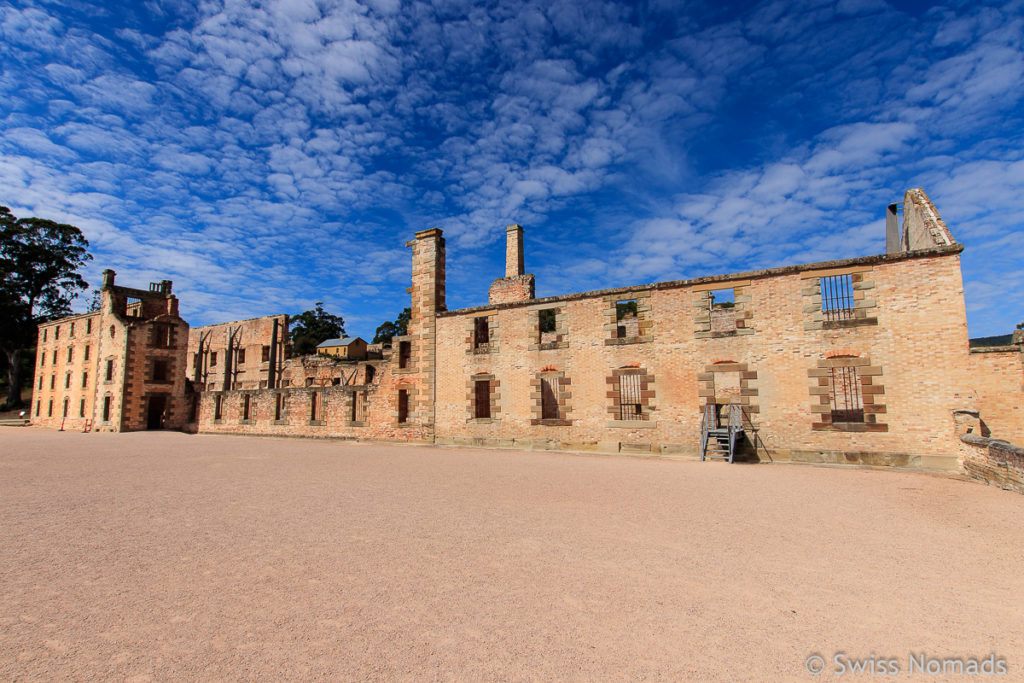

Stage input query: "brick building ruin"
[{"left": 31, "top": 189, "right": 1024, "bottom": 483}]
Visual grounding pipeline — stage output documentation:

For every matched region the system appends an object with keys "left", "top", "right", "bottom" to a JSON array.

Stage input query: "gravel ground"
[{"left": 1, "top": 429, "right": 1023, "bottom": 681}]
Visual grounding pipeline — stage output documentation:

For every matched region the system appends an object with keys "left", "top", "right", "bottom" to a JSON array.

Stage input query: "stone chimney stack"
[
  {"left": 489, "top": 223, "right": 534, "bottom": 305},
  {"left": 505, "top": 224, "right": 525, "bottom": 277},
  {"left": 102, "top": 269, "right": 116, "bottom": 289}
]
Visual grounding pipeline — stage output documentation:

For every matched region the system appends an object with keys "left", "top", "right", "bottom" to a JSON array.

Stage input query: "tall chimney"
[{"left": 505, "top": 224, "right": 524, "bottom": 278}]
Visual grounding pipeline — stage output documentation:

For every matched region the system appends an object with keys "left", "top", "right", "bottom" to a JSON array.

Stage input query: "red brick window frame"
[
  {"left": 466, "top": 372, "right": 500, "bottom": 422},
  {"left": 809, "top": 354, "right": 887, "bottom": 432},
  {"left": 606, "top": 367, "right": 657, "bottom": 427},
  {"left": 530, "top": 369, "right": 572, "bottom": 426}
]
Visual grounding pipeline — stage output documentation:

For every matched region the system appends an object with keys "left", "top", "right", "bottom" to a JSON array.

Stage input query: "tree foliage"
[
  {"left": 372, "top": 307, "right": 411, "bottom": 345},
  {"left": 290, "top": 302, "right": 346, "bottom": 356},
  {"left": 1, "top": 205, "right": 92, "bottom": 407}
]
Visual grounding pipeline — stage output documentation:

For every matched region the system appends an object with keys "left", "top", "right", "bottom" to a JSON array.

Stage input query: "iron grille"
[
  {"left": 820, "top": 274, "right": 855, "bottom": 322},
  {"left": 619, "top": 373, "right": 644, "bottom": 420},
  {"left": 475, "top": 380, "right": 491, "bottom": 418},
  {"left": 829, "top": 367, "right": 864, "bottom": 423}
]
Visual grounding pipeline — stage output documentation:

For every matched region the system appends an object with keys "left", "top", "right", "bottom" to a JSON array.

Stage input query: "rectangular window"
[
  {"left": 67, "top": 347, "right": 73, "bottom": 362},
  {"left": 538, "top": 308, "right": 558, "bottom": 344},
  {"left": 126, "top": 297, "right": 142, "bottom": 316},
  {"left": 540, "top": 378, "right": 559, "bottom": 419},
  {"left": 473, "top": 317, "right": 490, "bottom": 350},
  {"left": 103, "top": 396, "right": 111, "bottom": 422},
  {"left": 35, "top": 400, "right": 40, "bottom": 416},
  {"left": 54, "top": 325, "right": 60, "bottom": 340},
  {"left": 62, "top": 399, "right": 69, "bottom": 417},
  {"left": 155, "top": 325, "right": 171, "bottom": 347},
  {"left": 310, "top": 392, "right": 320, "bottom": 422},
  {"left": 82, "top": 372, "right": 88, "bottom": 388},
  {"left": 398, "top": 341, "right": 411, "bottom": 369},
  {"left": 79, "top": 398, "right": 85, "bottom": 417},
  {"left": 153, "top": 360, "right": 169, "bottom": 382},
  {"left": 210, "top": 351, "right": 218, "bottom": 367},
  {"left": 829, "top": 367, "right": 864, "bottom": 423},
  {"left": 242, "top": 394, "right": 251, "bottom": 421},
  {"left": 86, "top": 319, "right": 92, "bottom": 334},
  {"left": 214, "top": 395, "right": 222, "bottom": 420},
  {"left": 105, "top": 360, "right": 113, "bottom": 381},
  {"left": 616, "top": 299, "right": 638, "bottom": 338},
  {"left": 84, "top": 345, "right": 90, "bottom": 361},
  {"left": 262, "top": 345, "right": 270, "bottom": 362},
  {"left": 821, "top": 275, "right": 855, "bottom": 322},
  {"left": 275, "top": 393, "right": 284, "bottom": 420},
  {"left": 50, "top": 375, "right": 55, "bottom": 390},
  {"left": 475, "top": 380, "right": 491, "bottom": 419},
  {"left": 236, "top": 348, "right": 245, "bottom": 365},
  {"left": 70, "top": 322, "right": 75, "bottom": 336},
  {"left": 350, "top": 392, "right": 359, "bottom": 422},
  {"left": 48, "top": 400, "right": 53, "bottom": 417},
  {"left": 38, "top": 376, "right": 43, "bottom": 390},
  {"left": 397, "top": 389, "right": 409, "bottom": 423},
  {"left": 52, "top": 349, "right": 58, "bottom": 364},
  {"left": 43, "top": 328, "right": 47, "bottom": 342},
  {"left": 65, "top": 374, "right": 71, "bottom": 389},
  {"left": 41, "top": 353, "right": 45, "bottom": 367},
  {"left": 619, "top": 373, "right": 643, "bottom": 420}
]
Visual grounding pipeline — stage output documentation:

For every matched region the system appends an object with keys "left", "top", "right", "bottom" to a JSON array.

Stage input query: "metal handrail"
[{"left": 700, "top": 403, "right": 711, "bottom": 461}]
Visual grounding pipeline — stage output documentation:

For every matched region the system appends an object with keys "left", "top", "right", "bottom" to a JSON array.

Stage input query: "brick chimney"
[{"left": 489, "top": 223, "right": 534, "bottom": 305}]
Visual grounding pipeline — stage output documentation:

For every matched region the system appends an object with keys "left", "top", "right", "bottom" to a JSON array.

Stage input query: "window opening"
[
  {"left": 540, "top": 377, "right": 559, "bottom": 419},
  {"left": 619, "top": 373, "right": 643, "bottom": 420},
  {"left": 397, "top": 389, "right": 409, "bottom": 423},
  {"left": 616, "top": 300, "right": 638, "bottom": 338},
  {"left": 821, "top": 275, "right": 855, "bottom": 322},
  {"left": 475, "top": 380, "right": 491, "bottom": 419},
  {"left": 398, "top": 341, "right": 411, "bottom": 369},
  {"left": 103, "top": 396, "right": 112, "bottom": 422},
  {"left": 829, "top": 366, "right": 864, "bottom": 423},
  {"left": 242, "top": 394, "right": 251, "bottom": 420},
  {"left": 473, "top": 317, "right": 490, "bottom": 351},
  {"left": 153, "top": 360, "right": 168, "bottom": 382}
]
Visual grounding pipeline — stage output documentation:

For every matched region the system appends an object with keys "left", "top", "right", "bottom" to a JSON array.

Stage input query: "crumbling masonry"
[{"left": 31, "top": 189, "right": 1024, "bottom": 483}]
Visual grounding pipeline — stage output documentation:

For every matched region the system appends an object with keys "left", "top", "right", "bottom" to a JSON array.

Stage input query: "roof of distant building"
[{"left": 316, "top": 337, "right": 364, "bottom": 348}]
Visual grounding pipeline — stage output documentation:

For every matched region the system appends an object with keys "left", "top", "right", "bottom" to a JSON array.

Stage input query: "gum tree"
[{"left": 0, "top": 206, "right": 92, "bottom": 408}]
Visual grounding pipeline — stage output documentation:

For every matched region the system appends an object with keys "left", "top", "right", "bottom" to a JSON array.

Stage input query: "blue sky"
[{"left": 2, "top": 0, "right": 1022, "bottom": 337}]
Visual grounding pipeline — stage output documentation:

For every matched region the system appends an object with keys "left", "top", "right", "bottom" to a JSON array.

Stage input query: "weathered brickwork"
[
  {"left": 31, "top": 270, "right": 189, "bottom": 432},
  {"left": 187, "top": 314, "right": 288, "bottom": 391},
  {"left": 30, "top": 188, "right": 1020, "bottom": 476},
  {"left": 967, "top": 346, "right": 1024, "bottom": 444}
]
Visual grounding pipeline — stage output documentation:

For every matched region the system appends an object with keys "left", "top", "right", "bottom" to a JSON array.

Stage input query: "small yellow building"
[{"left": 316, "top": 337, "right": 368, "bottom": 360}]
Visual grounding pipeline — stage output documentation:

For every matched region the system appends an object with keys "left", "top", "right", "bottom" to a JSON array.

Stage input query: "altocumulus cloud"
[{"left": 0, "top": 0, "right": 1021, "bottom": 335}]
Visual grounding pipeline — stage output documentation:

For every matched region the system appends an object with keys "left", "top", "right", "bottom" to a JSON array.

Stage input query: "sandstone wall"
[{"left": 967, "top": 347, "right": 1024, "bottom": 444}]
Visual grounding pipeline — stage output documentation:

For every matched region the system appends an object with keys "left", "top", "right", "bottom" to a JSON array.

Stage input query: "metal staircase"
[{"left": 700, "top": 403, "right": 745, "bottom": 463}]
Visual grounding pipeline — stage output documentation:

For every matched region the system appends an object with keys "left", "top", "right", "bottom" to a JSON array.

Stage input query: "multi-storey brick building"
[
  {"left": 30, "top": 189, "right": 1024, "bottom": 476},
  {"left": 31, "top": 270, "right": 190, "bottom": 432}
]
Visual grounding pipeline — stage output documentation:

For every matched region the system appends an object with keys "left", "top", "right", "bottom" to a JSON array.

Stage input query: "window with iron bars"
[
  {"left": 820, "top": 274, "right": 855, "bottom": 322},
  {"left": 829, "top": 366, "right": 864, "bottom": 423},
  {"left": 618, "top": 372, "right": 644, "bottom": 420}
]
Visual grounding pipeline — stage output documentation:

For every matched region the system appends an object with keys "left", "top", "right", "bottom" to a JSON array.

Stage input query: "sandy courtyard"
[{"left": 1, "top": 430, "right": 1022, "bottom": 680}]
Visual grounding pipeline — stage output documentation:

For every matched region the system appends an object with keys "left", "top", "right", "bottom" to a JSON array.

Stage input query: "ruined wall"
[
  {"left": 30, "top": 312, "right": 101, "bottom": 429},
  {"left": 967, "top": 346, "right": 1024, "bottom": 444},
  {"left": 187, "top": 314, "right": 288, "bottom": 391},
  {"left": 193, "top": 347, "right": 432, "bottom": 442},
  {"left": 191, "top": 229, "right": 443, "bottom": 443},
  {"left": 30, "top": 271, "right": 189, "bottom": 433},
  {"left": 435, "top": 247, "right": 969, "bottom": 470},
  {"left": 903, "top": 187, "right": 955, "bottom": 251}
]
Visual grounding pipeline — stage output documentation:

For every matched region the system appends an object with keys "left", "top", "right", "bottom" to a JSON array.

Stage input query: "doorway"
[{"left": 147, "top": 394, "right": 167, "bottom": 430}]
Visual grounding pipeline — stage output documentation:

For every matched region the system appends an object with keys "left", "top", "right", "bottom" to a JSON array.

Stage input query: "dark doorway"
[{"left": 147, "top": 395, "right": 167, "bottom": 430}]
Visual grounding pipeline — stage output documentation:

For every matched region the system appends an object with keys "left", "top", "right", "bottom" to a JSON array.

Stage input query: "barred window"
[
  {"left": 475, "top": 380, "right": 491, "bottom": 419},
  {"left": 820, "top": 274, "right": 855, "bottom": 322},
  {"left": 829, "top": 366, "right": 864, "bottom": 423}
]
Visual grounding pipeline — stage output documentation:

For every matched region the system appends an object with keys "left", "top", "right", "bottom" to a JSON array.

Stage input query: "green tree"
[
  {"left": 1, "top": 206, "right": 92, "bottom": 408},
  {"left": 372, "top": 307, "right": 411, "bottom": 345},
  {"left": 290, "top": 302, "right": 345, "bottom": 356}
]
